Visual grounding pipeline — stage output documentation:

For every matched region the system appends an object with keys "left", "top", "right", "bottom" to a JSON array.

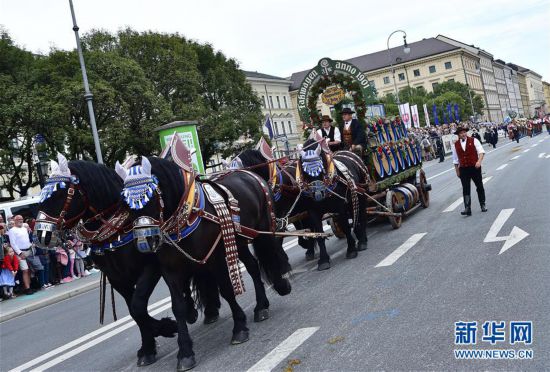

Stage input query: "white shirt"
[
  {"left": 451, "top": 137, "right": 485, "bottom": 165},
  {"left": 7, "top": 225, "right": 32, "bottom": 254},
  {"left": 317, "top": 127, "right": 341, "bottom": 142},
  {"left": 344, "top": 121, "right": 351, "bottom": 130}
]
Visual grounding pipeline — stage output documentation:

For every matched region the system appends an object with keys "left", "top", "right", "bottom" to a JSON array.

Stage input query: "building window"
[
  {"left": 288, "top": 121, "right": 293, "bottom": 133},
  {"left": 273, "top": 121, "right": 278, "bottom": 135},
  {"left": 429, "top": 65, "right": 436, "bottom": 73},
  {"left": 368, "top": 80, "right": 375, "bottom": 88},
  {"left": 445, "top": 61, "right": 452, "bottom": 70},
  {"left": 432, "top": 82, "right": 439, "bottom": 90},
  {"left": 398, "top": 73, "right": 405, "bottom": 81},
  {"left": 383, "top": 76, "right": 390, "bottom": 84},
  {"left": 276, "top": 96, "right": 281, "bottom": 108},
  {"left": 413, "top": 69, "right": 420, "bottom": 77},
  {"left": 261, "top": 95, "right": 266, "bottom": 108},
  {"left": 447, "top": 78, "right": 455, "bottom": 83},
  {"left": 269, "top": 96, "right": 274, "bottom": 108},
  {"left": 283, "top": 96, "right": 288, "bottom": 109}
]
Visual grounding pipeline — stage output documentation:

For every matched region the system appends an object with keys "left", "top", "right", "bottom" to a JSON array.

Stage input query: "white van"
[{"left": 0, "top": 196, "right": 41, "bottom": 222}]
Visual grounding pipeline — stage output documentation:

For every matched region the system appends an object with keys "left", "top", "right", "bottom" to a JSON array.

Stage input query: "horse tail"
[
  {"left": 252, "top": 235, "right": 292, "bottom": 296},
  {"left": 190, "top": 271, "right": 220, "bottom": 314}
]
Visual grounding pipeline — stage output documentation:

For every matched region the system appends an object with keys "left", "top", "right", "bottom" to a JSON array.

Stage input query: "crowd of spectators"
[{"left": 0, "top": 214, "right": 98, "bottom": 300}]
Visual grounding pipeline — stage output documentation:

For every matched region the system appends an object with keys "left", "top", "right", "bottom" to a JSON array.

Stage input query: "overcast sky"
[{"left": 1, "top": 0, "right": 549, "bottom": 80}]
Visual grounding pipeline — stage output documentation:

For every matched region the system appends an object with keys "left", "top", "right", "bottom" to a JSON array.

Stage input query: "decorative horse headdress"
[
  {"left": 300, "top": 144, "right": 324, "bottom": 177},
  {"left": 39, "top": 153, "right": 79, "bottom": 203},
  {"left": 116, "top": 157, "right": 158, "bottom": 210}
]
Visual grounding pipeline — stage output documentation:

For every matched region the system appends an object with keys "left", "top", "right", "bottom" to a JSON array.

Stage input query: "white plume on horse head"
[
  {"left": 53, "top": 153, "right": 71, "bottom": 177},
  {"left": 115, "top": 161, "right": 127, "bottom": 181},
  {"left": 141, "top": 156, "right": 152, "bottom": 176},
  {"left": 50, "top": 159, "right": 59, "bottom": 175},
  {"left": 314, "top": 143, "right": 322, "bottom": 157}
]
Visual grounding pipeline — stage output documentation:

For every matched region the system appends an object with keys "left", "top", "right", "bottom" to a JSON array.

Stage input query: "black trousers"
[{"left": 459, "top": 166, "right": 485, "bottom": 205}]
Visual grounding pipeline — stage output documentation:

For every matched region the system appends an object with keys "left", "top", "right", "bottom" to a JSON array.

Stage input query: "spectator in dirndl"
[{"left": 1, "top": 245, "right": 19, "bottom": 298}]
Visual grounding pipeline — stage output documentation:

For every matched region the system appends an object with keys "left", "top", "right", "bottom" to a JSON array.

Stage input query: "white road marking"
[
  {"left": 546, "top": 155, "right": 550, "bottom": 159},
  {"left": 246, "top": 327, "right": 319, "bottom": 372},
  {"left": 375, "top": 233, "right": 427, "bottom": 267},
  {"left": 14, "top": 300, "right": 172, "bottom": 372},
  {"left": 523, "top": 149, "right": 530, "bottom": 153},
  {"left": 511, "top": 155, "right": 520, "bottom": 160},
  {"left": 531, "top": 144, "right": 538, "bottom": 147},
  {"left": 426, "top": 167, "right": 454, "bottom": 181},
  {"left": 539, "top": 139, "right": 544, "bottom": 143},
  {"left": 496, "top": 164, "right": 508, "bottom": 170},
  {"left": 484, "top": 208, "right": 529, "bottom": 255},
  {"left": 539, "top": 153, "right": 546, "bottom": 158},
  {"left": 442, "top": 177, "right": 492, "bottom": 212}
]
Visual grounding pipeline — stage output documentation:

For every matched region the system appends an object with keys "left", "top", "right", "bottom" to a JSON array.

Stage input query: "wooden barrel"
[
  {"left": 402, "top": 183, "right": 419, "bottom": 206},
  {"left": 371, "top": 152, "right": 383, "bottom": 178},
  {"left": 415, "top": 143, "right": 423, "bottom": 163},
  {"left": 391, "top": 125, "right": 401, "bottom": 141},
  {"left": 380, "top": 126, "right": 390, "bottom": 143},
  {"left": 407, "top": 143, "right": 417, "bottom": 165},
  {"left": 380, "top": 149, "right": 392, "bottom": 176},
  {"left": 395, "top": 147, "right": 405, "bottom": 170},
  {"left": 387, "top": 148, "right": 399, "bottom": 173},
  {"left": 392, "top": 186, "right": 414, "bottom": 211}
]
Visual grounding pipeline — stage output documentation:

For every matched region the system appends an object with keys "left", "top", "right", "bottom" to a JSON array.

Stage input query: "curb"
[{"left": 0, "top": 277, "right": 100, "bottom": 323}]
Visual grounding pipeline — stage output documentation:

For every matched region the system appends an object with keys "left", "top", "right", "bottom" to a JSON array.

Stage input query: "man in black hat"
[
  {"left": 341, "top": 107, "right": 366, "bottom": 152},
  {"left": 451, "top": 125, "right": 487, "bottom": 216},
  {"left": 317, "top": 115, "right": 341, "bottom": 152}
]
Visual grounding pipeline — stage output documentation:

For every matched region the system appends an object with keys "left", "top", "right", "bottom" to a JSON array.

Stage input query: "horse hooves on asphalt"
[
  {"left": 203, "top": 314, "right": 219, "bottom": 325},
  {"left": 357, "top": 241, "right": 368, "bottom": 251},
  {"left": 176, "top": 355, "right": 197, "bottom": 371},
  {"left": 231, "top": 330, "right": 250, "bottom": 344},
  {"left": 305, "top": 251, "right": 315, "bottom": 261},
  {"left": 137, "top": 353, "right": 157, "bottom": 367},
  {"left": 345, "top": 251, "right": 358, "bottom": 259},
  {"left": 185, "top": 309, "right": 199, "bottom": 325},
  {"left": 317, "top": 262, "right": 331, "bottom": 271},
  {"left": 254, "top": 308, "right": 270, "bottom": 322},
  {"left": 273, "top": 278, "right": 292, "bottom": 296}
]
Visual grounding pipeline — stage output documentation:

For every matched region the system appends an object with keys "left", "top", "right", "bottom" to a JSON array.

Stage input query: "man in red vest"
[{"left": 452, "top": 125, "right": 487, "bottom": 216}]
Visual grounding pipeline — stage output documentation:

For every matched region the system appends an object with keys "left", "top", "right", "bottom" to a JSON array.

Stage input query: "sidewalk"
[{"left": 0, "top": 272, "right": 100, "bottom": 323}]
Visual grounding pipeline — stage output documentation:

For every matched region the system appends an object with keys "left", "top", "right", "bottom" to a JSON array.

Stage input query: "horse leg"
[
  {"left": 214, "top": 267, "right": 249, "bottom": 345},
  {"left": 164, "top": 271, "right": 197, "bottom": 372},
  {"left": 182, "top": 278, "right": 199, "bottom": 325},
  {"left": 311, "top": 211, "right": 330, "bottom": 271},
  {"left": 337, "top": 212, "right": 357, "bottom": 259},
  {"left": 354, "top": 198, "right": 368, "bottom": 251},
  {"left": 251, "top": 235, "right": 292, "bottom": 296},
  {"left": 238, "top": 243, "right": 270, "bottom": 322},
  {"left": 194, "top": 271, "right": 221, "bottom": 325}
]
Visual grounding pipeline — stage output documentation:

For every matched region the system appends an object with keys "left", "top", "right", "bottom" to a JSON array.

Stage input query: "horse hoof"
[
  {"left": 254, "top": 308, "right": 270, "bottom": 322},
  {"left": 346, "top": 251, "right": 358, "bottom": 259},
  {"left": 357, "top": 242, "right": 368, "bottom": 251},
  {"left": 185, "top": 309, "right": 198, "bottom": 325},
  {"left": 203, "top": 314, "right": 219, "bottom": 325},
  {"left": 177, "top": 356, "right": 197, "bottom": 371},
  {"left": 137, "top": 353, "right": 157, "bottom": 367},
  {"left": 273, "top": 278, "right": 292, "bottom": 296},
  {"left": 305, "top": 251, "right": 315, "bottom": 261},
  {"left": 317, "top": 262, "right": 331, "bottom": 271},
  {"left": 231, "top": 330, "right": 250, "bottom": 344}
]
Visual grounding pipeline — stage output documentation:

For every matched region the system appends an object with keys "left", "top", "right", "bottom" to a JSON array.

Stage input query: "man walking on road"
[{"left": 452, "top": 125, "right": 487, "bottom": 216}]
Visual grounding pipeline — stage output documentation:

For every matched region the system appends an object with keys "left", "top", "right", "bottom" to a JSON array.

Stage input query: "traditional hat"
[
  {"left": 320, "top": 115, "right": 333, "bottom": 123},
  {"left": 341, "top": 108, "right": 355, "bottom": 115},
  {"left": 454, "top": 124, "right": 469, "bottom": 135}
]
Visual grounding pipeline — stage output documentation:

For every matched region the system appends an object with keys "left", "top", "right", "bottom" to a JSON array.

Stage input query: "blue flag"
[
  {"left": 448, "top": 104, "right": 454, "bottom": 122},
  {"left": 433, "top": 104, "right": 439, "bottom": 125},
  {"left": 264, "top": 115, "right": 274, "bottom": 139},
  {"left": 455, "top": 104, "right": 460, "bottom": 122}
]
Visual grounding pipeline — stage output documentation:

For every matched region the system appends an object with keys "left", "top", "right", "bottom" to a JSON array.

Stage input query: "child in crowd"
[{"left": 0, "top": 246, "right": 19, "bottom": 298}]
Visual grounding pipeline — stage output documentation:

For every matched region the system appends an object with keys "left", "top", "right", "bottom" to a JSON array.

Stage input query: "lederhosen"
[{"left": 455, "top": 137, "right": 485, "bottom": 205}]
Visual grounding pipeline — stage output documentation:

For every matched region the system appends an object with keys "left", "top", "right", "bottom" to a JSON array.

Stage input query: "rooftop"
[
  {"left": 289, "top": 37, "right": 459, "bottom": 90},
  {"left": 242, "top": 70, "right": 288, "bottom": 81}
]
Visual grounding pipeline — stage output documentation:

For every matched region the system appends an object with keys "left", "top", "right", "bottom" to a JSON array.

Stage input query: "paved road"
[{"left": 2, "top": 134, "right": 549, "bottom": 371}]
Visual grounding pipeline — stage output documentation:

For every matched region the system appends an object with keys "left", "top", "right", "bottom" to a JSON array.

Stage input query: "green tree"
[{"left": 431, "top": 81, "right": 484, "bottom": 116}]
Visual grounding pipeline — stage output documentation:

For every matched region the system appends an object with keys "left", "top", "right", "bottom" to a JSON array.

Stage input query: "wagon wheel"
[
  {"left": 386, "top": 190, "right": 402, "bottom": 229},
  {"left": 328, "top": 217, "right": 346, "bottom": 239},
  {"left": 419, "top": 169, "right": 430, "bottom": 208}
]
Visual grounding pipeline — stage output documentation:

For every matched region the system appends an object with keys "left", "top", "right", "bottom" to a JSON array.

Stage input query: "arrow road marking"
[
  {"left": 484, "top": 208, "right": 529, "bottom": 255},
  {"left": 442, "top": 177, "right": 492, "bottom": 212},
  {"left": 539, "top": 153, "right": 546, "bottom": 158},
  {"left": 496, "top": 164, "right": 508, "bottom": 170},
  {"left": 246, "top": 327, "right": 319, "bottom": 372},
  {"left": 375, "top": 233, "right": 427, "bottom": 267}
]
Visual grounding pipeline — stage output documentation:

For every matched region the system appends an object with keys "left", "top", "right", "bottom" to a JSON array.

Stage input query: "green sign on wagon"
[{"left": 155, "top": 120, "right": 205, "bottom": 173}]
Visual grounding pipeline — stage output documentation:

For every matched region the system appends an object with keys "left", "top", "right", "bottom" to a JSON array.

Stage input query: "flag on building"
[
  {"left": 454, "top": 104, "right": 460, "bottom": 122},
  {"left": 423, "top": 103, "right": 431, "bottom": 127},
  {"left": 448, "top": 104, "right": 454, "bottom": 122},
  {"left": 399, "top": 103, "right": 412, "bottom": 129},
  {"left": 433, "top": 104, "right": 439, "bottom": 125},
  {"left": 411, "top": 104, "right": 420, "bottom": 128},
  {"left": 264, "top": 115, "right": 274, "bottom": 139}
]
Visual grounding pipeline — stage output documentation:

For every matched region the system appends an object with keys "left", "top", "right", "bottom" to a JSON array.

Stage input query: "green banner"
[{"left": 156, "top": 121, "right": 205, "bottom": 173}]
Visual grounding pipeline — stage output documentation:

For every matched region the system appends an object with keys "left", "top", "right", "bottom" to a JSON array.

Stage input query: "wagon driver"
[
  {"left": 452, "top": 125, "right": 487, "bottom": 216},
  {"left": 317, "top": 115, "right": 341, "bottom": 152},
  {"left": 341, "top": 107, "right": 366, "bottom": 153}
]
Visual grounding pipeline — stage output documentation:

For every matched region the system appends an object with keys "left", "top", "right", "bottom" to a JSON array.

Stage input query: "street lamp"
[
  {"left": 387, "top": 30, "right": 410, "bottom": 105},
  {"left": 68, "top": 0, "right": 103, "bottom": 164}
]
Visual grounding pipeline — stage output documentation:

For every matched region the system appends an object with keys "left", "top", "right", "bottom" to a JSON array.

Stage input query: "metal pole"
[
  {"left": 386, "top": 30, "right": 407, "bottom": 105},
  {"left": 69, "top": 0, "right": 103, "bottom": 164}
]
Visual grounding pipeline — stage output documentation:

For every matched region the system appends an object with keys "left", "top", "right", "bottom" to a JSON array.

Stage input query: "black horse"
[
  {"left": 118, "top": 156, "right": 291, "bottom": 371},
  {"left": 34, "top": 157, "right": 179, "bottom": 367},
  {"left": 295, "top": 139, "right": 369, "bottom": 270}
]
